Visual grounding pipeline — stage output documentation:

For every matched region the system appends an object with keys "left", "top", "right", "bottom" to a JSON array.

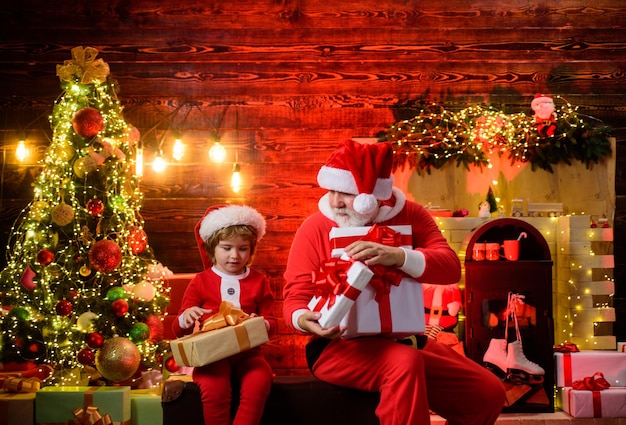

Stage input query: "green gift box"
[
  {"left": 130, "top": 389, "right": 163, "bottom": 425},
  {"left": 0, "top": 391, "right": 36, "bottom": 425},
  {"left": 36, "top": 386, "right": 131, "bottom": 425}
]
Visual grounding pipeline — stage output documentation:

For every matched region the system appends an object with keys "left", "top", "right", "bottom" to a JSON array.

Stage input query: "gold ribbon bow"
[
  {"left": 2, "top": 376, "right": 41, "bottom": 393},
  {"left": 71, "top": 406, "right": 113, "bottom": 425},
  {"left": 201, "top": 301, "right": 249, "bottom": 332},
  {"left": 56, "top": 46, "right": 110, "bottom": 84}
]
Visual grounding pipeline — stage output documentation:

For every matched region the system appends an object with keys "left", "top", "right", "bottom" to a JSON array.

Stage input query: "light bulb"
[
  {"left": 209, "top": 142, "right": 227, "bottom": 163},
  {"left": 152, "top": 152, "right": 167, "bottom": 173},
  {"left": 172, "top": 138, "right": 184, "bottom": 161},
  {"left": 135, "top": 147, "right": 144, "bottom": 176},
  {"left": 16, "top": 140, "right": 28, "bottom": 162},
  {"left": 231, "top": 163, "right": 241, "bottom": 193}
]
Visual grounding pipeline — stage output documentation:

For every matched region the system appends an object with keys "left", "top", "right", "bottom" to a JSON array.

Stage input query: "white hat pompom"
[{"left": 353, "top": 193, "right": 378, "bottom": 215}]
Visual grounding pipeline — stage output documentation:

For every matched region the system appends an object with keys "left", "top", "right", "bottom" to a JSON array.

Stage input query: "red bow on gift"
[
  {"left": 553, "top": 342, "right": 579, "bottom": 353},
  {"left": 572, "top": 372, "right": 611, "bottom": 391},
  {"left": 361, "top": 225, "right": 407, "bottom": 303},
  {"left": 311, "top": 258, "right": 354, "bottom": 309}
]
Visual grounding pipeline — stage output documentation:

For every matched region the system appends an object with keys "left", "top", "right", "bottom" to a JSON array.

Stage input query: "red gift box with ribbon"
[
  {"left": 328, "top": 224, "right": 425, "bottom": 338},
  {"left": 307, "top": 258, "right": 374, "bottom": 329}
]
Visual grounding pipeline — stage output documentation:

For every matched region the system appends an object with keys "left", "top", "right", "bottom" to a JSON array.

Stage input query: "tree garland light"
[{"left": 381, "top": 98, "right": 613, "bottom": 174}]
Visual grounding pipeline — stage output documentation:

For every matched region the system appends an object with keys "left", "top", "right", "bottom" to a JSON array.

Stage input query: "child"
[{"left": 172, "top": 204, "right": 276, "bottom": 425}]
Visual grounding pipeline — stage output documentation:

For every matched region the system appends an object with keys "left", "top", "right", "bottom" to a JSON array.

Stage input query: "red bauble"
[
  {"left": 164, "top": 356, "right": 180, "bottom": 373},
  {"left": 111, "top": 298, "right": 129, "bottom": 317},
  {"left": 88, "top": 240, "right": 122, "bottom": 273},
  {"left": 86, "top": 332, "right": 104, "bottom": 349},
  {"left": 127, "top": 226, "right": 148, "bottom": 254},
  {"left": 144, "top": 314, "right": 164, "bottom": 343},
  {"left": 55, "top": 300, "right": 73, "bottom": 316},
  {"left": 36, "top": 249, "right": 55, "bottom": 266},
  {"left": 72, "top": 107, "right": 104, "bottom": 138},
  {"left": 77, "top": 348, "right": 95, "bottom": 365},
  {"left": 86, "top": 198, "right": 104, "bottom": 216}
]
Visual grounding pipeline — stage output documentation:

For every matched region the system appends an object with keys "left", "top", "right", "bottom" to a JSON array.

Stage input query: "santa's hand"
[
  {"left": 180, "top": 306, "right": 212, "bottom": 329},
  {"left": 297, "top": 310, "right": 344, "bottom": 339},
  {"left": 344, "top": 241, "right": 405, "bottom": 267}
]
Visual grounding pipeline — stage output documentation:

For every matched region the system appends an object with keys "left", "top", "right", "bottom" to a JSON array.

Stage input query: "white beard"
[{"left": 332, "top": 208, "right": 376, "bottom": 228}]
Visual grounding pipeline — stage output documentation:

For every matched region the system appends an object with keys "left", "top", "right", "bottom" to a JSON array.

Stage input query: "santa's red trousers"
[
  {"left": 312, "top": 337, "right": 506, "bottom": 425},
  {"left": 192, "top": 348, "right": 272, "bottom": 425}
]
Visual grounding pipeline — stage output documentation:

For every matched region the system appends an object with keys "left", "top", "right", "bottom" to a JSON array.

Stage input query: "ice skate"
[
  {"left": 506, "top": 340, "right": 544, "bottom": 384},
  {"left": 482, "top": 338, "right": 508, "bottom": 378}
]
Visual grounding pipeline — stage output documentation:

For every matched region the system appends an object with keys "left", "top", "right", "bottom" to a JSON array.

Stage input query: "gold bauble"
[
  {"left": 51, "top": 203, "right": 74, "bottom": 226},
  {"left": 95, "top": 337, "right": 140, "bottom": 382},
  {"left": 73, "top": 156, "right": 98, "bottom": 178},
  {"left": 29, "top": 201, "right": 49, "bottom": 222},
  {"left": 56, "top": 144, "right": 75, "bottom": 162}
]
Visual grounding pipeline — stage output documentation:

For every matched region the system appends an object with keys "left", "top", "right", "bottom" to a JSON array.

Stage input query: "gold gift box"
[{"left": 170, "top": 316, "right": 269, "bottom": 367}]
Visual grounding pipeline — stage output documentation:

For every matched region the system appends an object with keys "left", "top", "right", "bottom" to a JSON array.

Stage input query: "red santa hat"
[
  {"left": 317, "top": 139, "right": 394, "bottom": 215},
  {"left": 531, "top": 93, "right": 553, "bottom": 110},
  {"left": 195, "top": 204, "right": 266, "bottom": 269}
]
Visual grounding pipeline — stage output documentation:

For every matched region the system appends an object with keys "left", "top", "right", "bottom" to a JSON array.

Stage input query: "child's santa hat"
[
  {"left": 194, "top": 204, "right": 266, "bottom": 269},
  {"left": 531, "top": 93, "right": 553, "bottom": 110},
  {"left": 317, "top": 139, "right": 394, "bottom": 215}
]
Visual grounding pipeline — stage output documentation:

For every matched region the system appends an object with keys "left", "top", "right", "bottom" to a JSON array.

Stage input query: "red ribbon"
[
  {"left": 311, "top": 258, "right": 355, "bottom": 311},
  {"left": 554, "top": 342, "right": 579, "bottom": 353},
  {"left": 572, "top": 372, "right": 611, "bottom": 391}
]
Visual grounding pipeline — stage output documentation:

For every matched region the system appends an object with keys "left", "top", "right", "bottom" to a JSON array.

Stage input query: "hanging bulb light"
[
  {"left": 172, "top": 136, "right": 185, "bottom": 161},
  {"left": 16, "top": 139, "right": 28, "bottom": 162},
  {"left": 231, "top": 162, "right": 241, "bottom": 193},
  {"left": 209, "top": 141, "right": 227, "bottom": 163},
  {"left": 152, "top": 150, "right": 167, "bottom": 173},
  {"left": 135, "top": 146, "right": 144, "bottom": 177}
]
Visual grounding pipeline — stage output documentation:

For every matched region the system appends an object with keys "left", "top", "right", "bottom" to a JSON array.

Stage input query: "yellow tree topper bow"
[{"left": 56, "top": 46, "right": 110, "bottom": 84}]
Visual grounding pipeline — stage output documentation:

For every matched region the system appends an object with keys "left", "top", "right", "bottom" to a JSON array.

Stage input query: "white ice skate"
[
  {"left": 482, "top": 338, "right": 508, "bottom": 378},
  {"left": 506, "top": 340, "right": 545, "bottom": 384}
]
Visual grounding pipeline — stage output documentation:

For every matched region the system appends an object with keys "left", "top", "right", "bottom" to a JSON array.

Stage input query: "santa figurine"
[{"left": 531, "top": 93, "right": 557, "bottom": 138}]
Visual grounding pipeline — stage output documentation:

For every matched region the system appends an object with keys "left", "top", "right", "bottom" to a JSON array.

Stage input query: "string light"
[
  {"left": 231, "top": 162, "right": 241, "bottom": 193},
  {"left": 135, "top": 146, "right": 144, "bottom": 177},
  {"left": 209, "top": 141, "right": 227, "bottom": 163},
  {"left": 15, "top": 139, "right": 29, "bottom": 162},
  {"left": 152, "top": 151, "right": 166, "bottom": 173},
  {"left": 172, "top": 137, "right": 185, "bottom": 161}
]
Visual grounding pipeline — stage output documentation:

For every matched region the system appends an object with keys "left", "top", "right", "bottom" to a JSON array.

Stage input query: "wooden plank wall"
[{"left": 1, "top": 0, "right": 625, "bottom": 374}]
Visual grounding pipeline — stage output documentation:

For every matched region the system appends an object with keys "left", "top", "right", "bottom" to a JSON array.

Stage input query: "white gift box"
[
  {"left": 329, "top": 225, "right": 412, "bottom": 258},
  {"left": 308, "top": 260, "right": 374, "bottom": 329},
  {"left": 328, "top": 224, "right": 424, "bottom": 338},
  {"left": 554, "top": 351, "right": 626, "bottom": 387},
  {"left": 618, "top": 342, "right": 626, "bottom": 352},
  {"left": 559, "top": 387, "right": 626, "bottom": 418}
]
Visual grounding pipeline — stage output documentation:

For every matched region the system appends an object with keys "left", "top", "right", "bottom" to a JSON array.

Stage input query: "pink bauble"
[
  {"left": 88, "top": 240, "right": 122, "bottom": 273},
  {"left": 73, "top": 107, "right": 104, "bottom": 138}
]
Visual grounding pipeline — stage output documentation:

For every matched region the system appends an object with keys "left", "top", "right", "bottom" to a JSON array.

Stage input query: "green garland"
[{"left": 380, "top": 98, "right": 613, "bottom": 173}]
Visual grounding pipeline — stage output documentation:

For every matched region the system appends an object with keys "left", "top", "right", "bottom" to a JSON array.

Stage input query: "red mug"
[
  {"left": 485, "top": 243, "right": 500, "bottom": 261},
  {"left": 501, "top": 240, "right": 520, "bottom": 261},
  {"left": 472, "top": 243, "right": 486, "bottom": 261}
]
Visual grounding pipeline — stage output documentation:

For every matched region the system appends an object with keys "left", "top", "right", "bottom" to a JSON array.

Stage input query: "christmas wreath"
[{"left": 379, "top": 95, "right": 613, "bottom": 174}]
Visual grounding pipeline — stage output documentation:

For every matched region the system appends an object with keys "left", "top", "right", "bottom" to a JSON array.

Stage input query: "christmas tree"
[{"left": 0, "top": 47, "right": 169, "bottom": 386}]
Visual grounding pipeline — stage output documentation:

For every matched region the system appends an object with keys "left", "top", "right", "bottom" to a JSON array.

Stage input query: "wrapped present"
[
  {"left": 35, "top": 385, "right": 130, "bottom": 425},
  {"left": 559, "top": 387, "right": 626, "bottom": 418},
  {"left": 307, "top": 258, "right": 374, "bottom": 329},
  {"left": 130, "top": 389, "right": 163, "bottom": 425},
  {"left": 555, "top": 351, "right": 626, "bottom": 387},
  {"left": 0, "top": 390, "right": 36, "bottom": 425},
  {"left": 618, "top": 342, "right": 626, "bottom": 352},
  {"left": 329, "top": 224, "right": 424, "bottom": 338},
  {"left": 170, "top": 303, "right": 269, "bottom": 367},
  {"left": 329, "top": 224, "right": 412, "bottom": 258}
]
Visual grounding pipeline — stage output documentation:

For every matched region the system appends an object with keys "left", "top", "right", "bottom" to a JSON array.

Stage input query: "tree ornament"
[
  {"left": 95, "top": 337, "right": 140, "bottom": 382},
  {"left": 86, "top": 332, "right": 104, "bottom": 349},
  {"left": 79, "top": 265, "right": 94, "bottom": 280},
  {"left": 7, "top": 306, "right": 30, "bottom": 321},
  {"left": 144, "top": 314, "right": 164, "bottom": 343},
  {"left": 128, "top": 322, "right": 150, "bottom": 343},
  {"left": 55, "top": 300, "right": 73, "bottom": 316},
  {"left": 36, "top": 249, "right": 55, "bottom": 266},
  {"left": 77, "top": 348, "right": 95, "bottom": 365},
  {"left": 72, "top": 107, "right": 104, "bottom": 138},
  {"left": 127, "top": 226, "right": 148, "bottom": 254},
  {"left": 132, "top": 281, "right": 155, "bottom": 301},
  {"left": 51, "top": 202, "right": 75, "bottom": 227},
  {"left": 111, "top": 299, "right": 129, "bottom": 317},
  {"left": 106, "top": 286, "right": 127, "bottom": 302},
  {"left": 164, "top": 355, "right": 180, "bottom": 373},
  {"left": 86, "top": 198, "right": 104, "bottom": 216},
  {"left": 73, "top": 155, "right": 99, "bottom": 178},
  {"left": 88, "top": 240, "right": 122, "bottom": 273},
  {"left": 76, "top": 311, "right": 97, "bottom": 331},
  {"left": 20, "top": 266, "right": 37, "bottom": 291}
]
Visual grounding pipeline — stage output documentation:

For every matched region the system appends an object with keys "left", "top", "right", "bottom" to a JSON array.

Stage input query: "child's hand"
[
  {"left": 180, "top": 306, "right": 212, "bottom": 329},
  {"left": 249, "top": 313, "right": 270, "bottom": 332}
]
